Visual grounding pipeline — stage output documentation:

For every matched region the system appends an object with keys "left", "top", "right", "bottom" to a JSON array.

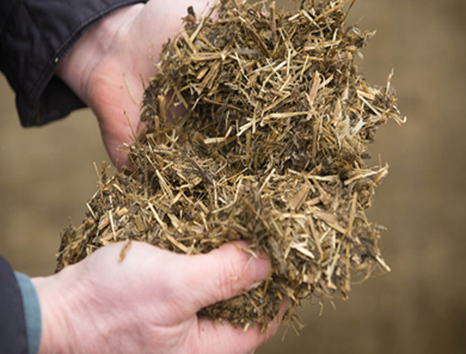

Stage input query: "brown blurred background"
[{"left": 1, "top": 0, "right": 465, "bottom": 353}]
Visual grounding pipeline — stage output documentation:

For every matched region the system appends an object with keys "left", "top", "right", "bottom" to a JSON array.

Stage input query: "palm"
[{"left": 82, "top": 243, "right": 277, "bottom": 353}]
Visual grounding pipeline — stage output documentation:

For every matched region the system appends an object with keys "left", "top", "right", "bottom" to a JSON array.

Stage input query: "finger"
[
  {"left": 176, "top": 242, "right": 271, "bottom": 312},
  {"left": 197, "top": 321, "right": 266, "bottom": 354},
  {"left": 195, "top": 299, "right": 287, "bottom": 354}
]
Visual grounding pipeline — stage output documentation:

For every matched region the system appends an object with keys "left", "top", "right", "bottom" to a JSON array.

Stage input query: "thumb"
[{"left": 176, "top": 242, "right": 271, "bottom": 314}]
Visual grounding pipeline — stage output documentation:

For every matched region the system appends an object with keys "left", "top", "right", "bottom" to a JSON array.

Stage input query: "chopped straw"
[{"left": 57, "top": 0, "right": 405, "bottom": 330}]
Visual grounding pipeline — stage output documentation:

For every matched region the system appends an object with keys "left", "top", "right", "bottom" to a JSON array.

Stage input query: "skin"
[
  {"left": 56, "top": 1, "right": 212, "bottom": 168},
  {"left": 32, "top": 2, "right": 285, "bottom": 353},
  {"left": 33, "top": 242, "right": 285, "bottom": 353}
]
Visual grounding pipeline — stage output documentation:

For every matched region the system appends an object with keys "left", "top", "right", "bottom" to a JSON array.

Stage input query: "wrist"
[
  {"left": 55, "top": 4, "right": 144, "bottom": 105},
  {"left": 32, "top": 265, "right": 88, "bottom": 353}
]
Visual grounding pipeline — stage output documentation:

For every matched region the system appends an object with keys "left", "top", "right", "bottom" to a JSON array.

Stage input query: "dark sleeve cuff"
[
  {"left": 14, "top": 272, "right": 41, "bottom": 354},
  {"left": 0, "top": 0, "right": 146, "bottom": 127},
  {"left": 0, "top": 256, "right": 29, "bottom": 354}
]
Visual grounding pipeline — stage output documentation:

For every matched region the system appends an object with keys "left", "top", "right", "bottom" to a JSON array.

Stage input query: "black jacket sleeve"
[
  {"left": 0, "top": 256, "right": 28, "bottom": 354},
  {"left": 0, "top": 0, "right": 146, "bottom": 127}
]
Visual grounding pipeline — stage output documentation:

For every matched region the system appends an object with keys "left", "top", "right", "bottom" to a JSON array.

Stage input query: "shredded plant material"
[{"left": 57, "top": 0, "right": 405, "bottom": 330}]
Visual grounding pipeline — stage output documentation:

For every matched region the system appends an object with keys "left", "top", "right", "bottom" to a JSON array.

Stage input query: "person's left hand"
[
  {"left": 56, "top": 1, "right": 211, "bottom": 168},
  {"left": 33, "top": 241, "right": 285, "bottom": 353}
]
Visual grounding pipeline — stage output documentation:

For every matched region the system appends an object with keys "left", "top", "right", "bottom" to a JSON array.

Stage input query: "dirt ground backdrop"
[{"left": 1, "top": 0, "right": 465, "bottom": 353}]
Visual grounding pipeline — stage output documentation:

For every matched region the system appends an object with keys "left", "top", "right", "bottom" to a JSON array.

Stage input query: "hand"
[
  {"left": 56, "top": 1, "right": 211, "bottom": 168},
  {"left": 32, "top": 242, "right": 285, "bottom": 353}
]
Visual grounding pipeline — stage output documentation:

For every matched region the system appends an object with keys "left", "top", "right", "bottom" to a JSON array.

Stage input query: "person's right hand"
[
  {"left": 56, "top": 1, "right": 213, "bottom": 168},
  {"left": 32, "top": 241, "right": 286, "bottom": 354}
]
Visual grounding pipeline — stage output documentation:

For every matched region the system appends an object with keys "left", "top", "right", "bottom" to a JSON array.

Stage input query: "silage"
[{"left": 56, "top": 0, "right": 405, "bottom": 330}]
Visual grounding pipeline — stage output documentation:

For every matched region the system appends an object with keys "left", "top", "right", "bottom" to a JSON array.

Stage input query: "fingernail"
[
  {"left": 250, "top": 256, "right": 271, "bottom": 282},
  {"left": 250, "top": 281, "right": 263, "bottom": 289}
]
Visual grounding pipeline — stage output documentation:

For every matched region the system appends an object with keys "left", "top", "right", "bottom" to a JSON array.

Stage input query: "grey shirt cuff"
[{"left": 14, "top": 272, "right": 41, "bottom": 354}]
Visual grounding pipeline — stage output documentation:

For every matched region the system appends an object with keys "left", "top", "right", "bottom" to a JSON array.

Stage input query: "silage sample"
[{"left": 57, "top": 0, "right": 405, "bottom": 329}]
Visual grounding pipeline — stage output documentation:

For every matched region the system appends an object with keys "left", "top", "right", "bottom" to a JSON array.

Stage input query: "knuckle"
[{"left": 216, "top": 255, "right": 244, "bottom": 301}]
